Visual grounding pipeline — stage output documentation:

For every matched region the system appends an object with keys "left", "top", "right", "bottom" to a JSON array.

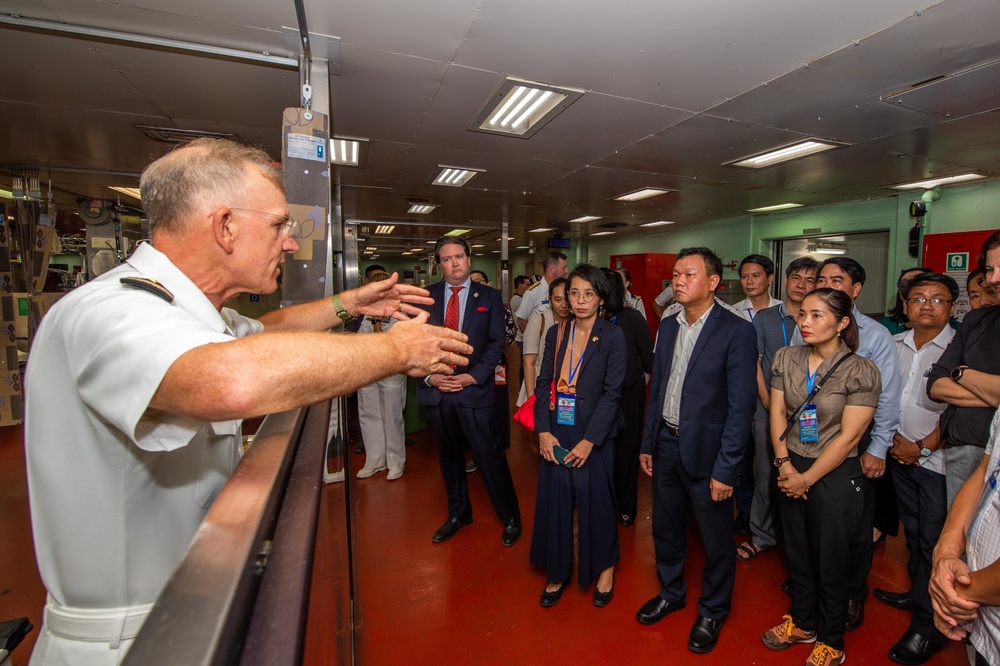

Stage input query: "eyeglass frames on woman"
[{"left": 228, "top": 207, "right": 302, "bottom": 240}]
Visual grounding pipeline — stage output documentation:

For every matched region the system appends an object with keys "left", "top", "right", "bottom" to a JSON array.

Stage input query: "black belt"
[{"left": 661, "top": 419, "right": 679, "bottom": 436}]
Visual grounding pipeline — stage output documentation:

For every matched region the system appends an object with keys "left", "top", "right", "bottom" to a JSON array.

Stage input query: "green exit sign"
[
  {"left": 945, "top": 252, "right": 969, "bottom": 272},
  {"left": 18, "top": 298, "right": 28, "bottom": 316}
]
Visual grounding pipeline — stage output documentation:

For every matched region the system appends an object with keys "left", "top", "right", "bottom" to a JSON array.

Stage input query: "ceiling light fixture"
[
  {"left": 887, "top": 173, "right": 985, "bottom": 190},
  {"left": 613, "top": 188, "right": 673, "bottom": 202},
  {"left": 726, "top": 138, "right": 847, "bottom": 169},
  {"left": 108, "top": 186, "right": 141, "bottom": 200},
  {"left": 472, "top": 244, "right": 485, "bottom": 248},
  {"left": 515, "top": 245, "right": 530, "bottom": 249},
  {"left": 807, "top": 242, "right": 849, "bottom": 255},
  {"left": 444, "top": 228, "right": 471, "bottom": 237},
  {"left": 330, "top": 137, "right": 368, "bottom": 167},
  {"left": 590, "top": 231, "right": 615, "bottom": 237},
  {"left": 568, "top": 215, "right": 602, "bottom": 223},
  {"left": 374, "top": 225, "right": 395, "bottom": 234},
  {"left": 640, "top": 220, "right": 675, "bottom": 228},
  {"left": 529, "top": 227, "right": 554, "bottom": 233},
  {"left": 433, "top": 167, "right": 483, "bottom": 188},
  {"left": 747, "top": 203, "right": 804, "bottom": 213},
  {"left": 407, "top": 204, "right": 437, "bottom": 214},
  {"left": 496, "top": 237, "right": 515, "bottom": 242},
  {"left": 470, "top": 77, "right": 584, "bottom": 139}
]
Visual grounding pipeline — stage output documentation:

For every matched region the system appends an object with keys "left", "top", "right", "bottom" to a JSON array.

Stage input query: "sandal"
[{"left": 737, "top": 540, "right": 766, "bottom": 562}]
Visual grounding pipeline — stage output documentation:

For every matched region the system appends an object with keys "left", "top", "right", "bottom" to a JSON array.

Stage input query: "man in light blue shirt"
[{"left": 791, "top": 257, "right": 901, "bottom": 632}]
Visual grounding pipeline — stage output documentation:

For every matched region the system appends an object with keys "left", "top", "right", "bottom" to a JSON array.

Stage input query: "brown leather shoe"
[{"left": 845, "top": 598, "right": 864, "bottom": 632}]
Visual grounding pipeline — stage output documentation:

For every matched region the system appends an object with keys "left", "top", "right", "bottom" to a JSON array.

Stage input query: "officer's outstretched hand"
[
  {"left": 344, "top": 272, "right": 434, "bottom": 320},
  {"left": 389, "top": 310, "right": 473, "bottom": 377}
]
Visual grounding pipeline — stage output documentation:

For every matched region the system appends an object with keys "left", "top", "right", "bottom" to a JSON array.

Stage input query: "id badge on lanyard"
[
  {"left": 557, "top": 323, "right": 586, "bottom": 426},
  {"left": 799, "top": 368, "right": 819, "bottom": 444}
]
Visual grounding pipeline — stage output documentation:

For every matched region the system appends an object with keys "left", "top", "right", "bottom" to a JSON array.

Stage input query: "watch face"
[{"left": 920, "top": 447, "right": 932, "bottom": 457}]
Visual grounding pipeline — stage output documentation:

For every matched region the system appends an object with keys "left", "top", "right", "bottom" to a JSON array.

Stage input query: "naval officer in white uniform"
[{"left": 24, "top": 138, "right": 472, "bottom": 666}]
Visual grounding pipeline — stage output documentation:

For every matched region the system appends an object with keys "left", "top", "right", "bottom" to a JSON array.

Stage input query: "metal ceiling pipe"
[{"left": 0, "top": 14, "right": 298, "bottom": 67}]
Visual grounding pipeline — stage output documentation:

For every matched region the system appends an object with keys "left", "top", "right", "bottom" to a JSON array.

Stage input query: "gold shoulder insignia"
[
  {"left": 526, "top": 281, "right": 541, "bottom": 291},
  {"left": 120, "top": 277, "right": 174, "bottom": 302}
]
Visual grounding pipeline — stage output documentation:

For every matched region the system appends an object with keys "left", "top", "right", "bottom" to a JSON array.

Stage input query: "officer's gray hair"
[{"left": 140, "top": 138, "right": 284, "bottom": 235}]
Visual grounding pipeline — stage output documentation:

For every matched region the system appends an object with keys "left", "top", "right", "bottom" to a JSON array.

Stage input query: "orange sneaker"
[
  {"left": 762, "top": 614, "right": 817, "bottom": 651},
  {"left": 805, "top": 642, "right": 845, "bottom": 666}
]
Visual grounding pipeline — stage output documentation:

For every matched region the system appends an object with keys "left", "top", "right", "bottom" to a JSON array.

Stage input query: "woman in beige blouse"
[
  {"left": 517, "top": 277, "right": 570, "bottom": 406},
  {"left": 761, "top": 288, "right": 881, "bottom": 666}
]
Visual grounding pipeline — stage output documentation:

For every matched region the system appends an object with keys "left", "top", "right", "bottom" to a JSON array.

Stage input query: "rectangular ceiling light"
[
  {"left": 109, "top": 186, "right": 141, "bottom": 200},
  {"left": 590, "top": 231, "right": 615, "bottom": 237},
  {"left": 470, "top": 77, "right": 584, "bottom": 139},
  {"left": 529, "top": 227, "right": 554, "bottom": 233},
  {"left": 568, "top": 215, "right": 602, "bottom": 223},
  {"left": 374, "top": 225, "right": 395, "bottom": 234},
  {"left": 726, "top": 139, "right": 847, "bottom": 169},
  {"left": 887, "top": 173, "right": 985, "bottom": 190},
  {"left": 471, "top": 244, "right": 485, "bottom": 248},
  {"left": 444, "top": 228, "right": 471, "bottom": 237},
  {"left": 330, "top": 137, "right": 368, "bottom": 167},
  {"left": 747, "top": 203, "right": 804, "bottom": 213},
  {"left": 613, "top": 188, "right": 673, "bottom": 202},
  {"left": 433, "top": 167, "right": 483, "bottom": 188},
  {"left": 640, "top": 220, "right": 675, "bottom": 227},
  {"left": 496, "top": 237, "right": 515, "bottom": 242},
  {"left": 408, "top": 204, "right": 437, "bottom": 214}
]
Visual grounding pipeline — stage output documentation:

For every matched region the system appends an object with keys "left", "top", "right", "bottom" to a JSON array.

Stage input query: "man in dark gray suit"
[{"left": 635, "top": 247, "right": 757, "bottom": 654}]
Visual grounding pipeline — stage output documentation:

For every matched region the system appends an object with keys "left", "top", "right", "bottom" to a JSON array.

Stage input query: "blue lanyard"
[
  {"left": 748, "top": 309, "right": 756, "bottom": 321},
  {"left": 780, "top": 316, "right": 789, "bottom": 347},
  {"left": 567, "top": 322, "right": 586, "bottom": 385},
  {"left": 806, "top": 366, "right": 818, "bottom": 394}
]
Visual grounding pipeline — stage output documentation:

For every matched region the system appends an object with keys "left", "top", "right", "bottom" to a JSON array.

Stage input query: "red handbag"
[{"left": 512, "top": 322, "right": 564, "bottom": 431}]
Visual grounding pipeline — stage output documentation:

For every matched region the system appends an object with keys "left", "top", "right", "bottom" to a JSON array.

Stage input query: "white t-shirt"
[
  {"left": 25, "top": 243, "right": 262, "bottom": 662},
  {"left": 893, "top": 327, "right": 954, "bottom": 474}
]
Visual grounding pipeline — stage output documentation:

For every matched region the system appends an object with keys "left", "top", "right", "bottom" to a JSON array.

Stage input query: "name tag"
[
  {"left": 799, "top": 404, "right": 818, "bottom": 444},
  {"left": 556, "top": 393, "right": 576, "bottom": 426}
]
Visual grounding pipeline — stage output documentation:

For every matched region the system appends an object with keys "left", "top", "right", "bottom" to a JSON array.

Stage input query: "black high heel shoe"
[
  {"left": 593, "top": 577, "right": 615, "bottom": 607},
  {"left": 540, "top": 579, "right": 571, "bottom": 607}
]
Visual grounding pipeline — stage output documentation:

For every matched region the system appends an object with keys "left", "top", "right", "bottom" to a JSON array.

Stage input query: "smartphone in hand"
[{"left": 552, "top": 444, "right": 575, "bottom": 468}]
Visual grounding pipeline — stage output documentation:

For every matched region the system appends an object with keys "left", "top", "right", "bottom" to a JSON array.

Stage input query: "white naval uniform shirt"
[
  {"left": 893, "top": 326, "right": 954, "bottom": 474},
  {"left": 515, "top": 278, "right": 550, "bottom": 322},
  {"left": 662, "top": 304, "right": 714, "bottom": 425},
  {"left": 25, "top": 242, "right": 262, "bottom": 665}
]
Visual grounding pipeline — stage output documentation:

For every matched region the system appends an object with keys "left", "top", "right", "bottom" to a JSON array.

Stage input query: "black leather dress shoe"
[
  {"left": 734, "top": 511, "right": 751, "bottom": 535},
  {"left": 781, "top": 578, "right": 792, "bottom": 596},
  {"left": 540, "top": 579, "right": 570, "bottom": 607},
  {"left": 845, "top": 597, "right": 865, "bottom": 632},
  {"left": 888, "top": 630, "right": 943, "bottom": 665},
  {"left": 636, "top": 596, "right": 686, "bottom": 625},
  {"left": 431, "top": 516, "right": 472, "bottom": 543},
  {"left": 593, "top": 579, "right": 614, "bottom": 607},
  {"left": 874, "top": 588, "right": 917, "bottom": 612},
  {"left": 688, "top": 615, "right": 723, "bottom": 653},
  {"left": 501, "top": 517, "right": 522, "bottom": 546}
]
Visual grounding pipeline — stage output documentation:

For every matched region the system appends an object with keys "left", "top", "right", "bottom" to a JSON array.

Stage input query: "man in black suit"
[
  {"left": 417, "top": 237, "right": 522, "bottom": 546},
  {"left": 635, "top": 247, "right": 757, "bottom": 654}
]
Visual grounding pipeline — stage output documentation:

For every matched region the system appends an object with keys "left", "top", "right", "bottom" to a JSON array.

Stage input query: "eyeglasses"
[
  {"left": 229, "top": 207, "right": 302, "bottom": 240},
  {"left": 568, "top": 289, "right": 598, "bottom": 302},
  {"left": 907, "top": 297, "right": 952, "bottom": 306}
]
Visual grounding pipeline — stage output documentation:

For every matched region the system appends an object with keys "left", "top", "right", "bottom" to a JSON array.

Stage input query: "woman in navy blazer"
[{"left": 531, "top": 264, "right": 626, "bottom": 608}]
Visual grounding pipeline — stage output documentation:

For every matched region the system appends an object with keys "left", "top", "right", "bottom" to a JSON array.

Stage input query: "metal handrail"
[{"left": 123, "top": 401, "right": 331, "bottom": 665}]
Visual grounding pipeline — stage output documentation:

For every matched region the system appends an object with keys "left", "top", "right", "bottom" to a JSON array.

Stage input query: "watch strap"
[
  {"left": 773, "top": 456, "right": 791, "bottom": 468},
  {"left": 332, "top": 293, "right": 355, "bottom": 322}
]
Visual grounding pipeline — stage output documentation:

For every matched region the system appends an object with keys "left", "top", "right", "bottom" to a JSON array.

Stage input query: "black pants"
[
  {"left": 781, "top": 451, "right": 864, "bottom": 650},
  {"left": 428, "top": 400, "right": 520, "bottom": 524},
  {"left": 652, "top": 429, "right": 735, "bottom": 620},
  {"left": 614, "top": 380, "right": 646, "bottom": 519},
  {"left": 890, "top": 457, "right": 947, "bottom": 643}
]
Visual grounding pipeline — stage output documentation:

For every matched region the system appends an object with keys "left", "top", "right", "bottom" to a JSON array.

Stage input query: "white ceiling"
[{"left": 2, "top": 0, "right": 999, "bottom": 255}]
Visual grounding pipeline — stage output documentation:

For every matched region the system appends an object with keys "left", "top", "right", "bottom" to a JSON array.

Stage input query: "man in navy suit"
[
  {"left": 635, "top": 247, "right": 757, "bottom": 654},
  {"left": 418, "top": 237, "right": 522, "bottom": 546}
]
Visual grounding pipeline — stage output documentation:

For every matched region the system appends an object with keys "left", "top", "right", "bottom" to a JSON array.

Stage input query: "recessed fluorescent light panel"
[
  {"left": 374, "top": 225, "right": 395, "bottom": 234},
  {"left": 330, "top": 137, "right": 368, "bottom": 167},
  {"left": 470, "top": 77, "right": 584, "bottom": 139},
  {"left": 613, "top": 188, "right": 673, "bottom": 202},
  {"left": 407, "top": 204, "right": 437, "bottom": 214},
  {"left": 726, "top": 139, "right": 847, "bottom": 169},
  {"left": 640, "top": 220, "right": 675, "bottom": 228},
  {"left": 433, "top": 167, "right": 483, "bottom": 188},
  {"left": 568, "top": 215, "right": 602, "bottom": 223},
  {"left": 747, "top": 203, "right": 804, "bottom": 213},
  {"left": 108, "top": 186, "right": 141, "bottom": 200},
  {"left": 529, "top": 227, "right": 554, "bottom": 233},
  {"left": 590, "top": 231, "right": 615, "bottom": 237},
  {"left": 444, "top": 228, "right": 472, "bottom": 237},
  {"left": 887, "top": 173, "right": 985, "bottom": 190}
]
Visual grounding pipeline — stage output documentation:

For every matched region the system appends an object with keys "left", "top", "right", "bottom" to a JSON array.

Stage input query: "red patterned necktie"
[{"left": 445, "top": 285, "right": 462, "bottom": 330}]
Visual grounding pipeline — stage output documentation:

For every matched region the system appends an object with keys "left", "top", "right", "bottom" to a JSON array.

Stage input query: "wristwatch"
[
  {"left": 332, "top": 294, "right": 356, "bottom": 322},
  {"left": 917, "top": 439, "right": 933, "bottom": 457},
  {"left": 773, "top": 456, "right": 791, "bottom": 468},
  {"left": 951, "top": 365, "right": 969, "bottom": 382}
]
